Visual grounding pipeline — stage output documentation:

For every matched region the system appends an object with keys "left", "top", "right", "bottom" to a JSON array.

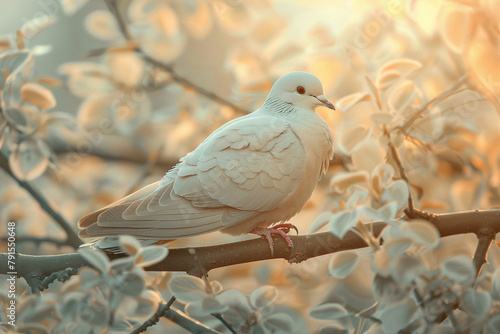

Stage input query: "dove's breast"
[{"left": 253, "top": 110, "right": 334, "bottom": 226}]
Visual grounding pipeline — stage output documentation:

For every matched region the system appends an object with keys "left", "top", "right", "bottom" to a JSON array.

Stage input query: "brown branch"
[
  {"left": 102, "top": 0, "right": 249, "bottom": 115},
  {"left": 3, "top": 209, "right": 500, "bottom": 282},
  {"left": 0, "top": 152, "right": 83, "bottom": 248},
  {"left": 472, "top": 228, "right": 495, "bottom": 277}
]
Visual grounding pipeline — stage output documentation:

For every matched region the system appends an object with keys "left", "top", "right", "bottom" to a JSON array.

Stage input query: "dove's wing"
[{"left": 79, "top": 114, "right": 305, "bottom": 240}]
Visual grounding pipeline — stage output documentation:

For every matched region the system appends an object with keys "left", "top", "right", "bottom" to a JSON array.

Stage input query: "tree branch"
[
  {"left": 131, "top": 297, "right": 176, "bottom": 334},
  {"left": 0, "top": 152, "right": 82, "bottom": 248},
  {"left": 164, "top": 307, "right": 223, "bottom": 334},
  {"left": 102, "top": 0, "right": 249, "bottom": 115},
  {"left": 3, "top": 209, "right": 500, "bottom": 281},
  {"left": 472, "top": 228, "right": 495, "bottom": 277}
]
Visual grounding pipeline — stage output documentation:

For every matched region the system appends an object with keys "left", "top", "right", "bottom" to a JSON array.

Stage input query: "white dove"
[{"left": 79, "top": 71, "right": 334, "bottom": 254}]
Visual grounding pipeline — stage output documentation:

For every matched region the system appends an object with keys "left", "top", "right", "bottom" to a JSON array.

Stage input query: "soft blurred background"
[{"left": 1, "top": 0, "right": 500, "bottom": 332}]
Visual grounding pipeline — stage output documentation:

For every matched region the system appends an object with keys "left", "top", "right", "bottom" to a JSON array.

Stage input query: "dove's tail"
[{"left": 79, "top": 236, "right": 168, "bottom": 254}]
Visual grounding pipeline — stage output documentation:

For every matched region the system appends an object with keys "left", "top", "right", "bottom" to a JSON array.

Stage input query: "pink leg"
[{"left": 250, "top": 224, "right": 298, "bottom": 256}]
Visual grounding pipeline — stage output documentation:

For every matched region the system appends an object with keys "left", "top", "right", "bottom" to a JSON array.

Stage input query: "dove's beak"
[{"left": 315, "top": 95, "right": 336, "bottom": 110}]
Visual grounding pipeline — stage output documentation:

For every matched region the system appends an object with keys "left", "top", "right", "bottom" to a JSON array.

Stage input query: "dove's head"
[{"left": 265, "top": 72, "right": 335, "bottom": 112}]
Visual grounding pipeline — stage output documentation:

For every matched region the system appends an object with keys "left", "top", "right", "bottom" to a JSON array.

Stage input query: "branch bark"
[
  {"left": 3, "top": 209, "right": 500, "bottom": 281},
  {"left": 472, "top": 228, "right": 495, "bottom": 277}
]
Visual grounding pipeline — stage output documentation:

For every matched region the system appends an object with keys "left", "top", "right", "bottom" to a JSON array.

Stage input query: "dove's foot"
[{"left": 250, "top": 224, "right": 298, "bottom": 256}]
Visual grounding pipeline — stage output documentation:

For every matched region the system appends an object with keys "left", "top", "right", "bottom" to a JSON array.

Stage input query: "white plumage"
[{"left": 79, "top": 71, "right": 334, "bottom": 250}]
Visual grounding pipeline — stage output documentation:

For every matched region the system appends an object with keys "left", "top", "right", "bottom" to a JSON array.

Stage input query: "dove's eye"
[{"left": 296, "top": 86, "right": 306, "bottom": 95}]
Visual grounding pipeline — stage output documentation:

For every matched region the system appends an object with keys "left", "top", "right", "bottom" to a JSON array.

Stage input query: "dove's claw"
[
  {"left": 272, "top": 223, "right": 299, "bottom": 235},
  {"left": 250, "top": 226, "right": 295, "bottom": 256}
]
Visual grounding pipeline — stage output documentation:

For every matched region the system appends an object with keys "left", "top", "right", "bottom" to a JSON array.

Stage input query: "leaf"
[
  {"left": 0, "top": 50, "right": 32, "bottom": 81},
  {"left": 21, "top": 82, "right": 56, "bottom": 109},
  {"left": 119, "top": 270, "right": 145, "bottom": 296},
  {"left": 4, "top": 108, "right": 32, "bottom": 133},
  {"left": 168, "top": 275, "right": 207, "bottom": 303},
  {"left": 439, "top": 4, "right": 476, "bottom": 53},
  {"left": 376, "top": 58, "right": 422, "bottom": 90},
  {"left": 250, "top": 285, "right": 278, "bottom": 309},
  {"left": 356, "top": 301, "right": 379, "bottom": 319},
  {"left": 384, "top": 237, "right": 414, "bottom": 256},
  {"left": 370, "top": 112, "right": 394, "bottom": 125},
  {"left": 380, "top": 298, "right": 418, "bottom": 333},
  {"left": 309, "top": 303, "right": 351, "bottom": 320},
  {"left": 264, "top": 313, "right": 293, "bottom": 332},
  {"left": 318, "top": 325, "right": 349, "bottom": 334},
  {"left": 388, "top": 80, "right": 417, "bottom": 113},
  {"left": 107, "top": 53, "right": 145, "bottom": 87},
  {"left": 400, "top": 220, "right": 440, "bottom": 248},
  {"left": 338, "top": 125, "right": 371, "bottom": 156},
  {"left": 382, "top": 180, "right": 410, "bottom": 209},
  {"left": 37, "top": 76, "right": 63, "bottom": 87},
  {"left": 329, "top": 209, "right": 361, "bottom": 238},
  {"left": 78, "top": 248, "right": 109, "bottom": 273},
  {"left": 336, "top": 92, "right": 371, "bottom": 112},
  {"left": 329, "top": 170, "right": 369, "bottom": 194},
  {"left": 181, "top": 0, "right": 213, "bottom": 39},
  {"left": 9, "top": 139, "right": 50, "bottom": 180},
  {"left": 391, "top": 253, "right": 425, "bottom": 285},
  {"left": 491, "top": 269, "right": 500, "bottom": 300},
  {"left": 310, "top": 211, "right": 333, "bottom": 233},
  {"left": 60, "top": 0, "right": 90, "bottom": 15},
  {"left": 362, "top": 201, "right": 399, "bottom": 221},
  {"left": 136, "top": 246, "right": 168, "bottom": 267},
  {"left": 376, "top": 69, "right": 401, "bottom": 91},
  {"left": 441, "top": 255, "right": 476, "bottom": 283},
  {"left": 328, "top": 251, "right": 359, "bottom": 279},
  {"left": 486, "top": 314, "right": 500, "bottom": 334},
  {"left": 84, "top": 10, "right": 121, "bottom": 41},
  {"left": 461, "top": 290, "right": 491, "bottom": 318},
  {"left": 80, "top": 267, "right": 102, "bottom": 289},
  {"left": 210, "top": 280, "right": 223, "bottom": 295},
  {"left": 119, "top": 235, "right": 141, "bottom": 256}
]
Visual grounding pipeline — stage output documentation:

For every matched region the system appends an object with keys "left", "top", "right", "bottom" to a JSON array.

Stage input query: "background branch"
[
  {"left": 0, "top": 152, "right": 82, "bottom": 248},
  {"left": 3, "top": 209, "right": 500, "bottom": 281},
  {"left": 103, "top": 0, "right": 249, "bottom": 115}
]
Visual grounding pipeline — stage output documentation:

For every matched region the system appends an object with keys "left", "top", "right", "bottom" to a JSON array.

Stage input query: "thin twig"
[
  {"left": 401, "top": 75, "right": 468, "bottom": 133},
  {"left": 212, "top": 313, "right": 237, "bottom": 334},
  {"left": 103, "top": 0, "right": 249, "bottom": 115},
  {"left": 130, "top": 296, "right": 176, "bottom": 334},
  {"left": 37, "top": 267, "right": 79, "bottom": 293},
  {"left": 387, "top": 139, "right": 415, "bottom": 216},
  {"left": 0, "top": 152, "right": 82, "bottom": 248},
  {"left": 472, "top": 229, "right": 495, "bottom": 278},
  {"left": 164, "top": 307, "right": 223, "bottom": 334}
]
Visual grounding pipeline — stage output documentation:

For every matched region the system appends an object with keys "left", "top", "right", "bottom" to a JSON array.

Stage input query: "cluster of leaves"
[
  {"left": 0, "top": 22, "right": 74, "bottom": 180},
  {"left": 308, "top": 218, "right": 500, "bottom": 333},
  {"left": 0, "top": 236, "right": 167, "bottom": 333}
]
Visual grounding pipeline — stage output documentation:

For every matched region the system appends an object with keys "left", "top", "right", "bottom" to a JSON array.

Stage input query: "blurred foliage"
[{"left": 1, "top": 0, "right": 500, "bottom": 333}]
